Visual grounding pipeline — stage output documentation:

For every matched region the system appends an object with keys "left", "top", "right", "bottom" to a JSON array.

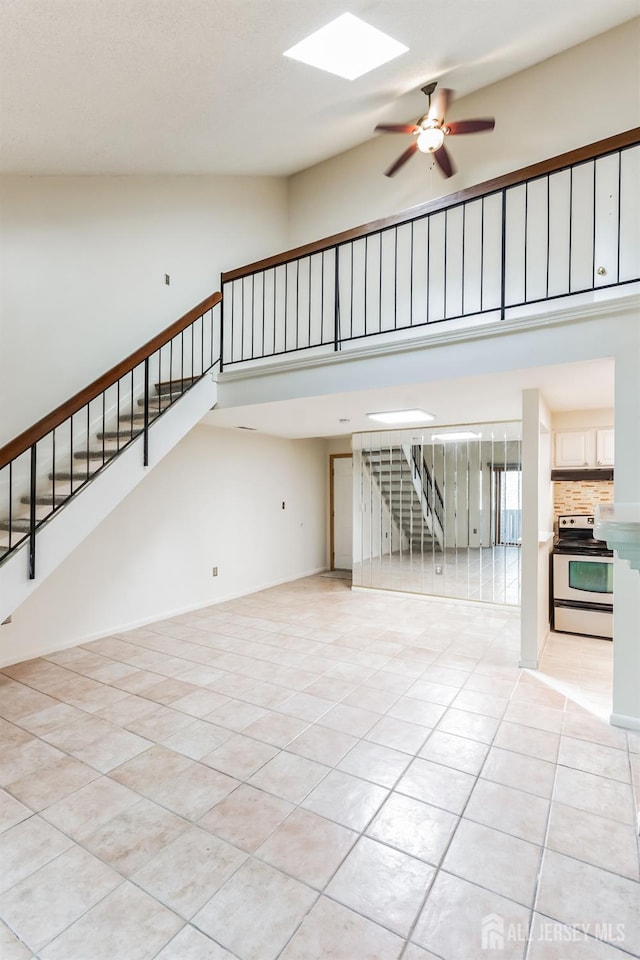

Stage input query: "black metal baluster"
[
  {"left": 616, "top": 148, "right": 622, "bottom": 283},
  {"left": 284, "top": 264, "right": 288, "bottom": 354},
  {"left": 262, "top": 270, "right": 266, "bottom": 356},
  {"left": 320, "top": 253, "right": 325, "bottom": 345},
  {"left": 143, "top": 358, "right": 149, "bottom": 467},
  {"left": 130, "top": 371, "right": 134, "bottom": 435},
  {"left": 333, "top": 246, "right": 340, "bottom": 352},
  {"left": 591, "top": 159, "right": 597, "bottom": 288},
  {"left": 393, "top": 227, "right": 398, "bottom": 329},
  {"left": 169, "top": 340, "right": 173, "bottom": 407},
  {"left": 364, "top": 236, "right": 368, "bottom": 334},
  {"left": 568, "top": 166, "right": 573, "bottom": 293},
  {"left": 443, "top": 209, "right": 448, "bottom": 319},
  {"left": 28, "top": 443, "right": 36, "bottom": 579},
  {"left": 461, "top": 204, "right": 466, "bottom": 316},
  {"left": 51, "top": 429, "right": 56, "bottom": 510},
  {"left": 86, "top": 404, "right": 90, "bottom": 476},
  {"left": 307, "top": 256, "right": 312, "bottom": 347},
  {"left": 69, "top": 416, "right": 74, "bottom": 493},
  {"left": 221, "top": 282, "right": 229, "bottom": 371},
  {"left": 181, "top": 330, "right": 185, "bottom": 395},
  {"left": 272, "top": 268, "right": 277, "bottom": 356},
  {"left": 545, "top": 176, "right": 550, "bottom": 299},
  {"left": 295, "top": 260, "right": 300, "bottom": 351},
  {"left": 378, "top": 232, "right": 382, "bottom": 334},
  {"left": 349, "top": 243, "right": 354, "bottom": 341},
  {"left": 102, "top": 391, "right": 106, "bottom": 463},
  {"left": 500, "top": 189, "right": 507, "bottom": 320},
  {"left": 241, "top": 279, "right": 245, "bottom": 361},
  {"left": 251, "top": 273, "right": 255, "bottom": 360},
  {"left": 8, "top": 461, "right": 13, "bottom": 552},
  {"left": 409, "top": 221, "right": 414, "bottom": 326},
  {"left": 524, "top": 181, "right": 529, "bottom": 302},
  {"left": 426, "top": 215, "right": 431, "bottom": 323},
  {"left": 480, "top": 197, "right": 485, "bottom": 311}
]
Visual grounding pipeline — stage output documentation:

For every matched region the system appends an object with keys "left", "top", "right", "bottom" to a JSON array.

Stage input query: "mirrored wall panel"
[{"left": 352, "top": 422, "right": 522, "bottom": 605}]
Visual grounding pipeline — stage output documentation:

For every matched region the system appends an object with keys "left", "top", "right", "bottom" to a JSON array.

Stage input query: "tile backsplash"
[{"left": 553, "top": 480, "right": 614, "bottom": 520}]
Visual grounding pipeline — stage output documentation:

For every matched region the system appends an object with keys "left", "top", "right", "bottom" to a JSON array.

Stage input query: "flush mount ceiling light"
[
  {"left": 367, "top": 409, "right": 435, "bottom": 425},
  {"left": 431, "top": 431, "right": 482, "bottom": 441},
  {"left": 283, "top": 13, "right": 408, "bottom": 80}
]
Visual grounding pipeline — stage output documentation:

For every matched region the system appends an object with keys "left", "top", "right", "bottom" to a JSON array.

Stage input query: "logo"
[{"left": 481, "top": 914, "right": 505, "bottom": 951}]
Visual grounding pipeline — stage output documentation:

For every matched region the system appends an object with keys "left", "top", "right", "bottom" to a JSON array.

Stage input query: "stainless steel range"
[{"left": 552, "top": 514, "right": 614, "bottom": 640}]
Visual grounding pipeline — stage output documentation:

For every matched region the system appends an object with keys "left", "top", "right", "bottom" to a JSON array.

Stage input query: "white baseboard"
[
  {"left": 610, "top": 712, "right": 640, "bottom": 731},
  {"left": 0, "top": 565, "right": 327, "bottom": 668}
]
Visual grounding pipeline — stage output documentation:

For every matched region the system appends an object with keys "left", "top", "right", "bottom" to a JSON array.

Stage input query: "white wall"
[
  {"left": 287, "top": 20, "right": 640, "bottom": 247},
  {"left": 551, "top": 408, "right": 615, "bottom": 430},
  {"left": 0, "top": 175, "right": 287, "bottom": 444},
  {"left": 0, "top": 424, "right": 327, "bottom": 665}
]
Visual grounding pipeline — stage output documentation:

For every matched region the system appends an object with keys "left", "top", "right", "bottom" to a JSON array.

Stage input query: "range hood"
[{"left": 551, "top": 468, "right": 614, "bottom": 481}]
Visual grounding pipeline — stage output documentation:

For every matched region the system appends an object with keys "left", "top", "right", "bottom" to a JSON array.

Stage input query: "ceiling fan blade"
[
  {"left": 385, "top": 141, "right": 418, "bottom": 177},
  {"left": 375, "top": 123, "right": 419, "bottom": 135},
  {"left": 446, "top": 118, "right": 495, "bottom": 136},
  {"left": 428, "top": 87, "right": 452, "bottom": 123},
  {"left": 433, "top": 144, "right": 455, "bottom": 179}
]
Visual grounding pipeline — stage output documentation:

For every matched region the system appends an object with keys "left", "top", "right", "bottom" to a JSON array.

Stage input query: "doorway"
[{"left": 330, "top": 454, "right": 353, "bottom": 570}]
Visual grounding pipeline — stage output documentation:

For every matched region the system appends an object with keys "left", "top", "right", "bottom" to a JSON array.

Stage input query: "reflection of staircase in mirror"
[{"left": 362, "top": 447, "right": 443, "bottom": 552}]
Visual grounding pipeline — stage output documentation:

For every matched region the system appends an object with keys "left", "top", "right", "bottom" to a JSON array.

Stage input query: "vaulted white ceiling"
[{"left": 1, "top": 0, "right": 637, "bottom": 175}]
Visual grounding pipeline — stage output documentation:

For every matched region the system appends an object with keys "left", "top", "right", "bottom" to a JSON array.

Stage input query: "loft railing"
[
  {"left": 220, "top": 129, "right": 640, "bottom": 368},
  {"left": 0, "top": 292, "right": 221, "bottom": 577}
]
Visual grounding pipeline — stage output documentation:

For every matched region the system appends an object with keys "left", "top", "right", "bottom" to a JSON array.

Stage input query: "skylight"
[
  {"left": 367, "top": 409, "right": 435, "bottom": 425},
  {"left": 283, "top": 13, "right": 408, "bottom": 80}
]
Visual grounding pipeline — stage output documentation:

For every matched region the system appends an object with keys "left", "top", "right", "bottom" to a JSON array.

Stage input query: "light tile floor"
[{"left": 0, "top": 575, "right": 638, "bottom": 960}]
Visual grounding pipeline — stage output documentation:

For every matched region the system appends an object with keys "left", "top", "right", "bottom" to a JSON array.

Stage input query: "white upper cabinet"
[
  {"left": 596, "top": 428, "right": 615, "bottom": 467},
  {"left": 554, "top": 429, "right": 614, "bottom": 469}
]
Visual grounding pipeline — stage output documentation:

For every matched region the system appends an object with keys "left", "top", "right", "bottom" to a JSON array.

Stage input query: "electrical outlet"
[
  {"left": 282, "top": 501, "right": 285, "bottom": 510},
  {"left": 164, "top": 274, "right": 171, "bottom": 285},
  {"left": 435, "top": 565, "right": 443, "bottom": 575},
  {"left": 212, "top": 566, "right": 218, "bottom": 577}
]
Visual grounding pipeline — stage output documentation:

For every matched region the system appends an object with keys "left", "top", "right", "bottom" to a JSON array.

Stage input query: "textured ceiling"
[{"left": 1, "top": 0, "right": 638, "bottom": 175}]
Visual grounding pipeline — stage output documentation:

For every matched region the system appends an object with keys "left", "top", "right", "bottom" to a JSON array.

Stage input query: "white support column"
[
  {"left": 521, "top": 389, "right": 553, "bottom": 669},
  {"left": 611, "top": 349, "right": 640, "bottom": 730}
]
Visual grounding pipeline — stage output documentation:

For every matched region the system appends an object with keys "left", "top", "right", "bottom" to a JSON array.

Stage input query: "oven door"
[{"left": 553, "top": 553, "right": 614, "bottom": 606}]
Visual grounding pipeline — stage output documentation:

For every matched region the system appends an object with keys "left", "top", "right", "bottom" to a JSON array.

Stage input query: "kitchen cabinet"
[
  {"left": 554, "top": 428, "right": 614, "bottom": 469},
  {"left": 596, "top": 428, "right": 615, "bottom": 467}
]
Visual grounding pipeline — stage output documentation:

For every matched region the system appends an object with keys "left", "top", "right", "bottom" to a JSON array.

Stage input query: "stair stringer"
[{"left": 0, "top": 375, "right": 217, "bottom": 625}]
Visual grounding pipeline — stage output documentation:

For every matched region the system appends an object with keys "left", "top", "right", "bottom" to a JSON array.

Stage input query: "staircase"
[
  {"left": 362, "top": 447, "right": 443, "bottom": 551},
  {"left": 0, "top": 378, "right": 196, "bottom": 561},
  {"left": 0, "top": 293, "right": 221, "bottom": 622}
]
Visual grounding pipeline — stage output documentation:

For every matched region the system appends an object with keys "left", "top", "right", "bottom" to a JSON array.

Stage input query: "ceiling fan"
[{"left": 375, "top": 82, "right": 495, "bottom": 179}]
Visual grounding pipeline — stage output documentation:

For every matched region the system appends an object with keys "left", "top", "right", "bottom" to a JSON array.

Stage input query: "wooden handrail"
[
  {"left": 222, "top": 128, "right": 640, "bottom": 282},
  {"left": 0, "top": 291, "right": 222, "bottom": 470}
]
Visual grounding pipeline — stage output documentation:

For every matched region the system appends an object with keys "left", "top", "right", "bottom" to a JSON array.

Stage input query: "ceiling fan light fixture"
[{"left": 417, "top": 126, "right": 445, "bottom": 153}]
